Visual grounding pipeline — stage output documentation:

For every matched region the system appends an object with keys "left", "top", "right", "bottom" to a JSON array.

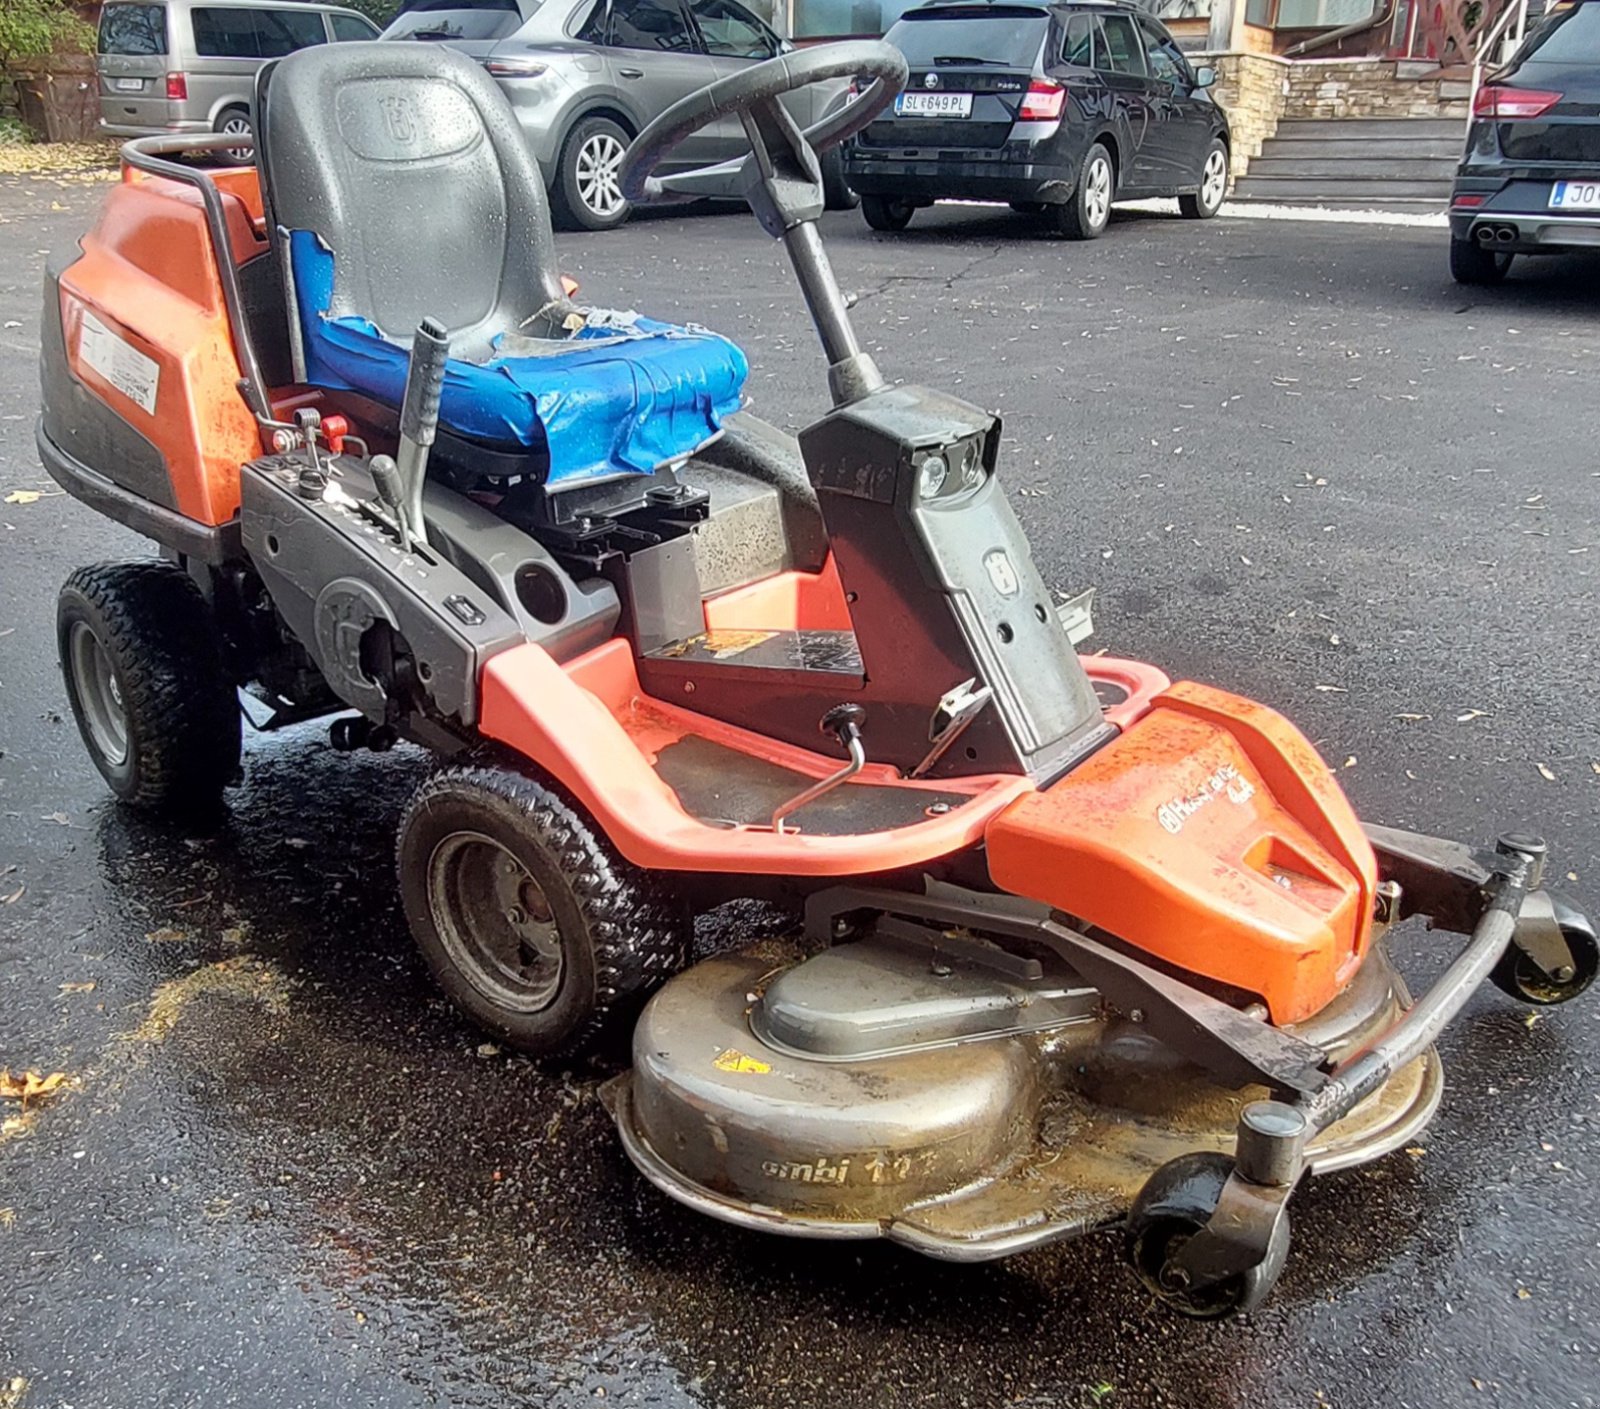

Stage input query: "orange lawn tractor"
[{"left": 40, "top": 38, "right": 1597, "bottom": 1317}]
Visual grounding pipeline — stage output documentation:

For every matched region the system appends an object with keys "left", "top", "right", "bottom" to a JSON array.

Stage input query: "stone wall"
[
  {"left": 1195, "top": 50, "right": 1292, "bottom": 181},
  {"left": 1280, "top": 58, "right": 1472, "bottom": 119}
]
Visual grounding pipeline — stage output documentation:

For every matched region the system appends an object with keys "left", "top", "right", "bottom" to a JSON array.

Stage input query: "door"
[
  {"left": 97, "top": 3, "right": 172, "bottom": 131},
  {"left": 688, "top": 0, "right": 784, "bottom": 163},
  {"left": 1137, "top": 15, "right": 1212, "bottom": 186},
  {"left": 1091, "top": 12, "right": 1157, "bottom": 192},
  {"left": 599, "top": 0, "right": 722, "bottom": 169}
]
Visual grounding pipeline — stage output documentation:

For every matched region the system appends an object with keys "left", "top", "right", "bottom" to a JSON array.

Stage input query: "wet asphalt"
[{"left": 2, "top": 170, "right": 1600, "bottom": 1409}]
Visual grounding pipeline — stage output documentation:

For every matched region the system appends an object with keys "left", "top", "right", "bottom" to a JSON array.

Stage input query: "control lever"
[
  {"left": 369, "top": 454, "right": 411, "bottom": 553},
  {"left": 911, "top": 678, "right": 993, "bottom": 779},
  {"left": 396, "top": 316, "right": 449, "bottom": 548},
  {"left": 770, "top": 704, "right": 867, "bottom": 834}
]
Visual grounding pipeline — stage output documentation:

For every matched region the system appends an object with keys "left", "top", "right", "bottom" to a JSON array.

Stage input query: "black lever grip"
[
  {"left": 820, "top": 703, "right": 867, "bottom": 751},
  {"left": 399, "top": 317, "right": 450, "bottom": 448}
]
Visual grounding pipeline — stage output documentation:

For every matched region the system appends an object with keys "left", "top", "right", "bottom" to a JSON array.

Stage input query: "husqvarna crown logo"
[{"left": 379, "top": 95, "right": 418, "bottom": 144}]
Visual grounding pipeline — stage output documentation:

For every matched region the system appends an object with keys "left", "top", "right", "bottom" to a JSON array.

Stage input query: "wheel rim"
[
  {"left": 222, "top": 115, "right": 252, "bottom": 163},
  {"left": 68, "top": 620, "right": 128, "bottom": 767},
  {"left": 1085, "top": 156, "right": 1112, "bottom": 228},
  {"left": 576, "top": 132, "right": 627, "bottom": 218},
  {"left": 1202, "top": 148, "right": 1227, "bottom": 209},
  {"left": 427, "top": 831, "right": 565, "bottom": 1012}
]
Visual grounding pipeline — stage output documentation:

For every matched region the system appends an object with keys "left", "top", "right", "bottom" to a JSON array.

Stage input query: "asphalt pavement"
[{"left": 3, "top": 172, "right": 1600, "bottom": 1409}]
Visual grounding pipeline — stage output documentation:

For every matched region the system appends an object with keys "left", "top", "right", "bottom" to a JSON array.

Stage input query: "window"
[
  {"left": 1138, "top": 18, "right": 1189, "bottom": 84},
  {"left": 1521, "top": 1, "right": 1600, "bottom": 63},
  {"left": 383, "top": 0, "right": 526, "bottom": 42},
  {"left": 99, "top": 3, "right": 168, "bottom": 55},
  {"left": 256, "top": 8, "right": 330, "bottom": 54},
  {"left": 692, "top": 0, "right": 776, "bottom": 58},
  {"left": 883, "top": 11, "right": 1049, "bottom": 68},
  {"left": 330, "top": 12, "right": 380, "bottom": 40},
  {"left": 1061, "top": 11, "right": 1098, "bottom": 66},
  {"left": 1096, "top": 14, "right": 1145, "bottom": 75},
  {"left": 191, "top": 7, "right": 260, "bottom": 56},
  {"left": 608, "top": 0, "right": 697, "bottom": 51}
]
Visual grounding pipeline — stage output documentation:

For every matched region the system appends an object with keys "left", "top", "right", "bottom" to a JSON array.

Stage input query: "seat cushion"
[{"left": 288, "top": 230, "right": 748, "bottom": 486}]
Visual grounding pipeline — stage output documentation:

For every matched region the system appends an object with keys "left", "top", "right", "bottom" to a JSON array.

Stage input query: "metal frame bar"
[{"left": 118, "top": 133, "right": 272, "bottom": 424}]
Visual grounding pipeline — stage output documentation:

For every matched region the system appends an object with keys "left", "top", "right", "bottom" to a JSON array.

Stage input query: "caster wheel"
[
  {"left": 397, "top": 764, "right": 690, "bottom": 1060},
  {"left": 1125, "top": 1153, "right": 1289, "bottom": 1320},
  {"left": 57, "top": 561, "right": 240, "bottom": 813},
  {"left": 1492, "top": 910, "right": 1598, "bottom": 1006}
]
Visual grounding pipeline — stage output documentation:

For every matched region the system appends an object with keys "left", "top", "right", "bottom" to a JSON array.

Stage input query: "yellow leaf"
[
  {"left": 0, "top": 1376, "right": 27, "bottom": 1409},
  {"left": 1536, "top": 763, "right": 1557, "bottom": 782},
  {"left": 3, "top": 490, "right": 40, "bottom": 506},
  {"left": 712, "top": 1048, "right": 772, "bottom": 1075},
  {"left": 0, "top": 1070, "right": 70, "bottom": 1108}
]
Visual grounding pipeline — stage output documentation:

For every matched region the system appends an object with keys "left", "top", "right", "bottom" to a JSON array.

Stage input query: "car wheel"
[
  {"left": 821, "top": 146, "right": 859, "bottom": 211},
  {"left": 1450, "top": 236, "right": 1513, "bottom": 286},
  {"left": 214, "top": 106, "right": 254, "bottom": 165},
  {"left": 1180, "top": 139, "right": 1228, "bottom": 220},
  {"left": 861, "top": 194, "right": 915, "bottom": 231},
  {"left": 1055, "top": 142, "right": 1114, "bottom": 241},
  {"left": 553, "top": 116, "right": 632, "bottom": 233}
]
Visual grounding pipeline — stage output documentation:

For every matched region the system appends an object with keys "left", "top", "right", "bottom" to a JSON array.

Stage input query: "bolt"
[
  {"left": 925, "top": 801, "right": 952, "bottom": 817},
  {"left": 1555, "top": 965, "right": 1576, "bottom": 983},
  {"left": 1160, "top": 1265, "right": 1192, "bottom": 1292},
  {"left": 1129, "top": 1008, "right": 1145, "bottom": 1024},
  {"left": 506, "top": 905, "right": 526, "bottom": 926}
]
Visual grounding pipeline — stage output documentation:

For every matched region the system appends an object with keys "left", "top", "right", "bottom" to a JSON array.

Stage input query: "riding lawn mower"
[{"left": 38, "top": 38, "right": 1597, "bottom": 1317}]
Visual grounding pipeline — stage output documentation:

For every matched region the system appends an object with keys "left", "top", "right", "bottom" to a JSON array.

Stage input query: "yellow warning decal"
[{"left": 712, "top": 1048, "right": 772, "bottom": 1075}]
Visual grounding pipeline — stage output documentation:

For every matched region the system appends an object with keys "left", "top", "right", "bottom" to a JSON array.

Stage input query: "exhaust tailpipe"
[{"left": 1495, "top": 226, "right": 1517, "bottom": 244}]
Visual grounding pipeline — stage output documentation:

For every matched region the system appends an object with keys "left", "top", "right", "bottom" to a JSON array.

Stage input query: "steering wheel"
[{"left": 618, "top": 40, "right": 907, "bottom": 225}]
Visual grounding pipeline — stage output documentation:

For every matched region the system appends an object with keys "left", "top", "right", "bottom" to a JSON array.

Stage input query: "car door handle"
[{"left": 618, "top": 67, "right": 644, "bottom": 78}]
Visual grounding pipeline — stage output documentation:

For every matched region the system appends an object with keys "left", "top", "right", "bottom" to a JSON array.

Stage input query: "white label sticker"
[{"left": 78, "top": 309, "right": 159, "bottom": 415}]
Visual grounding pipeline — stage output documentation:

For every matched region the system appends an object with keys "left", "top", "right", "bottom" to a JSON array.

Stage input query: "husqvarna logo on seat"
[{"left": 379, "top": 95, "right": 418, "bottom": 144}]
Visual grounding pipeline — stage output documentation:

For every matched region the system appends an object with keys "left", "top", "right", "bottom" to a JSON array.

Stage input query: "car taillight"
[
  {"left": 1473, "top": 84, "right": 1562, "bottom": 119},
  {"left": 165, "top": 72, "right": 187, "bottom": 100},
  {"left": 1452, "top": 192, "right": 1487, "bottom": 208},
  {"left": 483, "top": 57, "right": 547, "bottom": 78},
  {"left": 1019, "top": 79, "right": 1065, "bottom": 122}
]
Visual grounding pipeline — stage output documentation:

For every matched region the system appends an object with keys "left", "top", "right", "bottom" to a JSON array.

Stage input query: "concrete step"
[
  {"left": 1270, "top": 117, "right": 1466, "bottom": 141},
  {"left": 1247, "top": 155, "right": 1460, "bottom": 180},
  {"left": 1254, "top": 136, "right": 1464, "bottom": 160},
  {"left": 1232, "top": 176, "right": 1455, "bottom": 201}
]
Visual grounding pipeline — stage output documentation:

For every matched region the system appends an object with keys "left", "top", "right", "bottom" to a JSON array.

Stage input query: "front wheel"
[
  {"left": 1054, "top": 142, "right": 1114, "bottom": 241},
  {"left": 553, "top": 116, "right": 633, "bottom": 232},
  {"left": 821, "top": 146, "right": 859, "bottom": 211},
  {"left": 861, "top": 194, "right": 915, "bottom": 232},
  {"left": 57, "top": 561, "right": 241, "bottom": 813},
  {"left": 1180, "top": 139, "right": 1228, "bottom": 220},
  {"left": 1450, "top": 236, "right": 1512, "bottom": 285},
  {"left": 397, "top": 765, "right": 689, "bottom": 1060}
]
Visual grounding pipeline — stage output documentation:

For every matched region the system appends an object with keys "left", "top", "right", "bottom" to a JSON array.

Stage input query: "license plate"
[
  {"left": 894, "top": 92, "right": 973, "bottom": 119},
  {"left": 113, "top": 77, "right": 143, "bottom": 92},
  {"left": 1549, "top": 179, "right": 1600, "bottom": 210}
]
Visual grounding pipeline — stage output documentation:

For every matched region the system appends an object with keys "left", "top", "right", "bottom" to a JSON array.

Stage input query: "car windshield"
[
  {"left": 383, "top": 0, "right": 531, "bottom": 40},
  {"left": 98, "top": 3, "right": 168, "bottom": 54},
  {"left": 1519, "top": 1, "right": 1600, "bottom": 61},
  {"left": 886, "top": 7, "right": 1050, "bottom": 68}
]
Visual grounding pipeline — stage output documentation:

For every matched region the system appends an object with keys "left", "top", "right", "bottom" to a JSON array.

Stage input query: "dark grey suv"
[{"left": 844, "top": 0, "right": 1230, "bottom": 239}]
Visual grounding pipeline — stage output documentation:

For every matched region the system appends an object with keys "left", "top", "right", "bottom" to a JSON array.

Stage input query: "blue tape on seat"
[{"left": 288, "top": 231, "right": 748, "bottom": 486}]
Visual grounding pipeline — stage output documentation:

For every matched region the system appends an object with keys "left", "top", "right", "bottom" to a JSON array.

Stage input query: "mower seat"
[{"left": 257, "top": 43, "right": 746, "bottom": 487}]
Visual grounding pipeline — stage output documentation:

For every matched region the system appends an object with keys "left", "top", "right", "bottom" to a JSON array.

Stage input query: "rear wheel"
[
  {"left": 553, "top": 116, "right": 632, "bottom": 232},
  {"left": 1180, "top": 139, "right": 1228, "bottom": 220},
  {"left": 821, "top": 146, "right": 859, "bottom": 211},
  {"left": 1055, "top": 142, "right": 1114, "bottom": 241},
  {"left": 214, "top": 105, "right": 254, "bottom": 165},
  {"left": 57, "top": 561, "right": 241, "bottom": 813},
  {"left": 398, "top": 765, "right": 689, "bottom": 1060},
  {"left": 1450, "top": 236, "right": 1513, "bottom": 285},
  {"left": 861, "top": 194, "right": 915, "bottom": 231}
]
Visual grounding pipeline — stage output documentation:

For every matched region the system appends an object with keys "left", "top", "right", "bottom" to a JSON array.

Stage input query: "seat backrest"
[{"left": 259, "top": 41, "right": 564, "bottom": 362}]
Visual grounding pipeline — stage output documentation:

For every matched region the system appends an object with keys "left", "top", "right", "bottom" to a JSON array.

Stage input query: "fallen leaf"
[
  {"left": 1456, "top": 709, "right": 1487, "bottom": 722},
  {"left": 1405, "top": 1145, "right": 1427, "bottom": 1158},
  {"left": 0, "top": 1070, "right": 70, "bottom": 1109},
  {"left": 144, "top": 927, "right": 190, "bottom": 944},
  {"left": 1525, "top": 1011, "right": 1541, "bottom": 1029},
  {"left": 1395, "top": 712, "right": 1428, "bottom": 721},
  {"left": 0, "top": 1376, "right": 26, "bottom": 1409},
  {"left": 1342, "top": 756, "right": 1357, "bottom": 769},
  {"left": 58, "top": 981, "right": 96, "bottom": 994},
  {"left": 40, "top": 811, "right": 70, "bottom": 826},
  {"left": 2, "top": 885, "right": 22, "bottom": 905},
  {"left": 3, "top": 490, "right": 40, "bottom": 506},
  {"left": 1515, "top": 1287, "right": 1532, "bottom": 1300},
  {"left": 1314, "top": 684, "right": 1347, "bottom": 693},
  {"left": 1536, "top": 763, "right": 1557, "bottom": 782}
]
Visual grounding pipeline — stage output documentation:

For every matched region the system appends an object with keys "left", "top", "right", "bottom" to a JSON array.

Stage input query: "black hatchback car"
[
  {"left": 1449, "top": 0, "right": 1600, "bottom": 283},
  {"left": 843, "top": 0, "right": 1230, "bottom": 239}
]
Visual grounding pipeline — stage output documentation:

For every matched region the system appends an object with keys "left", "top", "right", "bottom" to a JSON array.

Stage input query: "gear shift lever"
[{"left": 771, "top": 704, "right": 868, "bottom": 833}]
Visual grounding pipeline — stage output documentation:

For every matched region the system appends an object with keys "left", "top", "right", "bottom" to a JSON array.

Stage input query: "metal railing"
[{"left": 1468, "top": 0, "right": 1531, "bottom": 113}]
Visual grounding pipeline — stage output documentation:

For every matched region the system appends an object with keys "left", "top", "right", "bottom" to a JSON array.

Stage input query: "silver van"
[{"left": 97, "top": 0, "right": 379, "bottom": 150}]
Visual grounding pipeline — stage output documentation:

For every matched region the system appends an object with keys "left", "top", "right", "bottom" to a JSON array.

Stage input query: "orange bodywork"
[
  {"left": 56, "top": 164, "right": 265, "bottom": 525},
  {"left": 987, "top": 681, "right": 1378, "bottom": 1024}
]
